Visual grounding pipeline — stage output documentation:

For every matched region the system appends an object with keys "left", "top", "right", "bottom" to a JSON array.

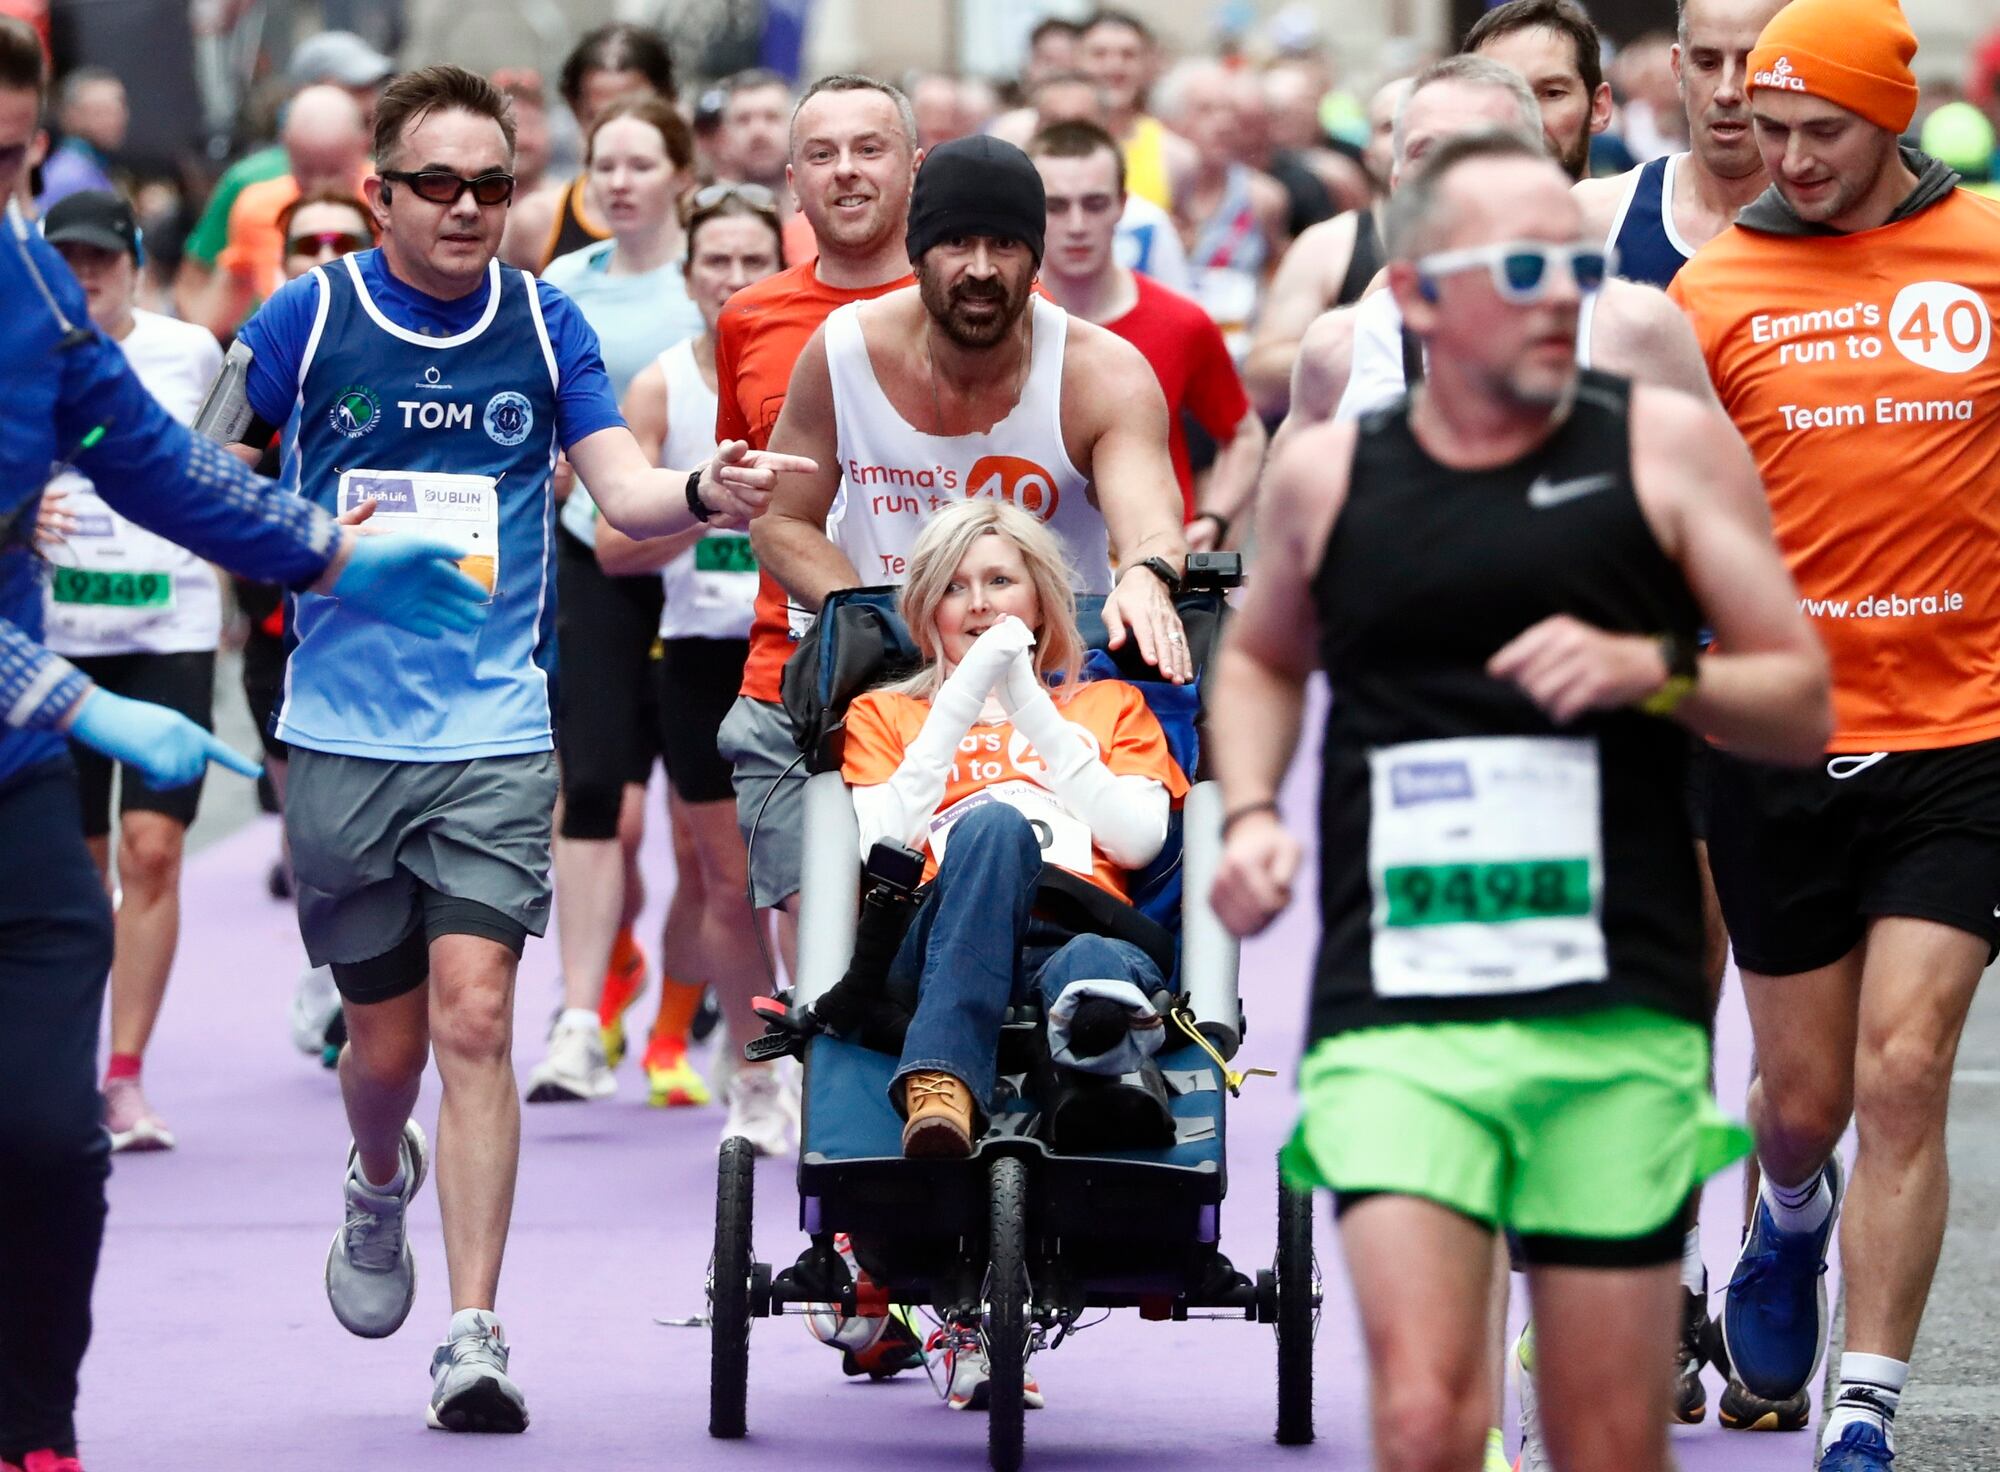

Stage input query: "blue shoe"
[
  {"left": 1818, "top": 1422, "right": 1894, "bottom": 1470},
  {"left": 1722, "top": 1155, "right": 1842, "bottom": 1400}
]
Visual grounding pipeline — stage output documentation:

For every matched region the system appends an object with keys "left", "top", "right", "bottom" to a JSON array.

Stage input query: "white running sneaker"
[
  {"left": 721, "top": 1060, "right": 798, "bottom": 1156},
  {"left": 103, "top": 1076, "right": 175, "bottom": 1152},
  {"left": 524, "top": 1020, "right": 615, "bottom": 1103},
  {"left": 926, "top": 1324, "right": 1045, "bottom": 1412},
  {"left": 290, "top": 964, "right": 341, "bottom": 1057}
]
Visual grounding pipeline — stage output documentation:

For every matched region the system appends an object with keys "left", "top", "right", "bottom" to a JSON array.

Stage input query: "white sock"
[
  {"left": 1762, "top": 1168, "right": 1833, "bottom": 1233},
  {"left": 357, "top": 1155, "right": 406, "bottom": 1196},
  {"left": 1680, "top": 1224, "right": 1706, "bottom": 1296},
  {"left": 1822, "top": 1352, "right": 1906, "bottom": 1452},
  {"left": 558, "top": 1006, "right": 599, "bottom": 1035}
]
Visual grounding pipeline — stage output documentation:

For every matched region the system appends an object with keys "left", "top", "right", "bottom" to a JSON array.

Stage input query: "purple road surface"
[{"left": 81, "top": 730, "right": 1836, "bottom": 1470}]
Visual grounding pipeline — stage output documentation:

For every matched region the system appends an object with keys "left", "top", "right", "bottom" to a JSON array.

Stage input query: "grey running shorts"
[{"left": 286, "top": 748, "right": 557, "bottom": 971}]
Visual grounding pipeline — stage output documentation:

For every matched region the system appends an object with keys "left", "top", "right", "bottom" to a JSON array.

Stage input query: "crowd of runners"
[{"left": 1, "top": 0, "right": 1997, "bottom": 1467}]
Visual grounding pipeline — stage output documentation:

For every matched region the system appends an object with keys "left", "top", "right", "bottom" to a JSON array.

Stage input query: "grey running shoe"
[
  {"left": 325, "top": 1119, "right": 428, "bottom": 1338},
  {"left": 427, "top": 1308, "right": 529, "bottom": 1433}
]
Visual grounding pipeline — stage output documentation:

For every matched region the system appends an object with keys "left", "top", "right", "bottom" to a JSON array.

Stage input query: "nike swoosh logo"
[{"left": 1526, "top": 472, "right": 1619, "bottom": 509}]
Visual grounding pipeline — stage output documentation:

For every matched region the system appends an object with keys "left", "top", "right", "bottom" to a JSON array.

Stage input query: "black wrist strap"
[
  {"left": 1135, "top": 555, "right": 1182, "bottom": 594},
  {"left": 685, "top": 465, "right": 713, "bottom": 523},
  {"left": 1221, "top": 800, "right": 1281, "bottom": 839}
]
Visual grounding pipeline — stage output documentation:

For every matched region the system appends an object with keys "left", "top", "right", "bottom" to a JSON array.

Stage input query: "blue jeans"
[{"left": 886, "top": 803, "right": 1163, "bottom": 1112}]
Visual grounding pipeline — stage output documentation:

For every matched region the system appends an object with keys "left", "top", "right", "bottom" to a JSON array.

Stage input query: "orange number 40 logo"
[{"left": 966, "top": 455, "right": 1061, "bottom": 522}]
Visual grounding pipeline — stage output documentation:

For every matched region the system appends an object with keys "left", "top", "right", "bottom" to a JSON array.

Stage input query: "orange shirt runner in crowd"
[
  {"left": 714, "top": 259, "right": 914, "bottom": 704},
  {"left": 841, "top": 679, "right": 1190, "bottom": 900},
  {"left": 220, "top": 170, "right": 369, "bottom": 304},
  {"left": 1669, "top": 186, "right": 2000, "bottom": 753}
]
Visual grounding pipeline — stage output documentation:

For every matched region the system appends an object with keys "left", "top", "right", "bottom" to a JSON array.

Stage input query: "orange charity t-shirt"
[
  {"left": 1669, "top": 188, "right": 2000, "bottom": 753},
  {"left": 841, "top": 679, "right": 1191, "bottom": 900},
  {"left": 715, "top": 260, "right": 914, "bottom": 703}
]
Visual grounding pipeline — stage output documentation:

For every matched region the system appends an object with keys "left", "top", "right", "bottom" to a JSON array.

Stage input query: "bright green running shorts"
[{"left": 1281, "top": 1006, "right": 1751, "bottom": 1266}]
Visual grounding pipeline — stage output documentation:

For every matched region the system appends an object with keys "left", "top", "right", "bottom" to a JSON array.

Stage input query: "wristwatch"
[
  {"left": 1638, "top": 632, "right": 1700, "bottom": 717},
  {"left": 1132, "top": 555, "right": 1182, "bottom": 595},
  {"left": 685, "top": 465, "right": 714, "bottom": 524}
]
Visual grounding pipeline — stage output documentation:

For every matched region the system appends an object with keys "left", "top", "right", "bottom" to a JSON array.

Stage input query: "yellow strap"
[{"left": 1168, "top": 1003, "right": 1277, "bottom": 1097}]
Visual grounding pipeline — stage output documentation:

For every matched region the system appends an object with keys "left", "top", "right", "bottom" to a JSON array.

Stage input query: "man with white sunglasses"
[
  {"left": 1207, "top": 127, "right": 1831, "bottom": 1472},
  {"left": 1281, "top": 55, "right": 1716, "bottom": 439}
]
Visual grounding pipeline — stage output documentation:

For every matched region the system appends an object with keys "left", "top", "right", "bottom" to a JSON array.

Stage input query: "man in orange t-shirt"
[
  {"left": 1667, "top": 0, "right": 2000, "bottom": 1457},
  {"left": 192, "top": 85, "right": 371, "bottom": 337},
  {"left": 713, "top": 75, "right": 919, "bottom": 921}
]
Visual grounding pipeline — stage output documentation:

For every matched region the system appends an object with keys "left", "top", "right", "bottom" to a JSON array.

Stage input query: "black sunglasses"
[{"left": 379, "top": 169, "right": 517, "bottom": 207}]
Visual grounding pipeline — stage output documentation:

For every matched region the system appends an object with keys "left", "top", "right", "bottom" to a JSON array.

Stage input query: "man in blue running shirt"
[
  {"left": 227, "top": 63, "right": 810, "bottom": 1432},
  {"left": 0, "top": 22, "right": 494, "bottom": 1472}
]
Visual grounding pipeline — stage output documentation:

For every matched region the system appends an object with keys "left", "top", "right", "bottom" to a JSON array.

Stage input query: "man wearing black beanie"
[{"left": 754, "top": 133, "right": 1193, "bottom": 686}]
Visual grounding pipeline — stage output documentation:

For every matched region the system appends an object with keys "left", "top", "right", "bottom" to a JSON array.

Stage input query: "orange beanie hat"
[{"left": 1748, "top": 0, "right": 1919, "bottom": 133}]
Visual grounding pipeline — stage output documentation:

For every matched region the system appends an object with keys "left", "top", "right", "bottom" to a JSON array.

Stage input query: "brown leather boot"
[{"left": 901, "top": 1071, "right": 974, "bottom": 1158}]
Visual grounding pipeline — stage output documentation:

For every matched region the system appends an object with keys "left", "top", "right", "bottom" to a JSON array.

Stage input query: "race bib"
[
  {"left": 1367, "top": 735, "right": 1607, "bottom": 999},
  {"left": 339, "top": 469, "right": 500, "bottom": 597},
  {"left": 929, "top": 780, "right": 1094, "bottom": 877},
  {"left": 693, "top": 532, "right": 757, "bottom": 575},
  {"left": 50, "top": 567, "right": 174, "bottom": 608}
]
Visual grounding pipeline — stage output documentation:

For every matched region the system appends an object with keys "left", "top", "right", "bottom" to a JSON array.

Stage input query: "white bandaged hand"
[
  {"left": 1005, "top": 671, "right": 1171, "bottom": 870},
  {"left": 851, "top": 617, "right": 1041, "bottom": 856}
]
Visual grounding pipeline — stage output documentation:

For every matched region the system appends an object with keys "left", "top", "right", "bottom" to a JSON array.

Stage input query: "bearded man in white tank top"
[{"left": 754, "top": 134, "right": 1194, "bottom": 686}]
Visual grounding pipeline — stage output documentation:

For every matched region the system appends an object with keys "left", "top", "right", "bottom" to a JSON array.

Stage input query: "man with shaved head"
[
  {"left": 1209, "top": 124, "right": 1828, "bottom": 1472},
  {"left": 187, "top": 84, "right": 372, "bottom": 336}
]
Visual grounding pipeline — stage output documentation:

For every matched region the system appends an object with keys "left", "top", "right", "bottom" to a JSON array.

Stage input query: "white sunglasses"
[{"left": 1415, "top": 240, "right": 1617, "bottom": 303}]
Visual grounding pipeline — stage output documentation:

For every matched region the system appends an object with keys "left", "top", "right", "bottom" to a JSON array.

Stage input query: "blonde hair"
[{"left": 889, "top": 500, "right": 1086, "bottom": 702}]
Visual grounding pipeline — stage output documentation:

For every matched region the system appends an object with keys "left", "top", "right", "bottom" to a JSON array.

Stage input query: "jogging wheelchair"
[{"left": 707, "top": 554, "right": 1320, "bottom": 1471}]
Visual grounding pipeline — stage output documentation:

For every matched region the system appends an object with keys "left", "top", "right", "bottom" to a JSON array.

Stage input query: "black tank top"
[
  {"left": 1333, "top": 206, "right": 1382, "bottom": 308},
  {"left": 541, "top": 176, "right": 607, "bottom": 270},
  {"left": 1308, "top": 371, "right": 1705, "bottom": 1040}
]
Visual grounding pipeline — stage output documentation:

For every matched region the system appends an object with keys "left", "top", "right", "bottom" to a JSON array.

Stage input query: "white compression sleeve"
[{"left": 1004, "top": 680, "right": 1172, "bottom": 869}]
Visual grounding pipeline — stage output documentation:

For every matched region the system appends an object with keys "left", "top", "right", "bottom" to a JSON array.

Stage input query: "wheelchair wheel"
[
  {"left": 1274, "top": 1171, "right": 1317, "bottom": 1445},
  {"left": 710, "top": 1137, "right": 756, "bottom": 1438},
  {"left": 986, "top": 1154, "right": 1030, "bottom": 1472}
]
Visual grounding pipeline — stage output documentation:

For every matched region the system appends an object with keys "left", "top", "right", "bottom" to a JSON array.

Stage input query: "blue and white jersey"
[
  {"left": 238, "top": 249, "right": 625, "bottom": 761},
  {"left": 1605, "top": 153, "right": 1695, "bottom": 290}
]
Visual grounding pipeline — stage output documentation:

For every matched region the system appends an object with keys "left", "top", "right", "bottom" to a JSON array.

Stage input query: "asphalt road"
[{"left": 1890, "top": 970, "right": 2000, "bottom": 1467}]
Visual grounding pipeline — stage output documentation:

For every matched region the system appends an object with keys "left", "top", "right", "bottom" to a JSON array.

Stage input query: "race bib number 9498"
[{"left": 1367, "top": 735, "right": 1608, "bottom": 1000}]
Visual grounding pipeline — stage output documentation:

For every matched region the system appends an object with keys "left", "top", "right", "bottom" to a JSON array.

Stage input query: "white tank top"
[
  {"left": 823, "top": 295, "right": 1103, "bottom": 595},
  {"left": 45, "top": 310, "right": 226, "bottom": 657},
  {"left": 1334, "top": 288, "right": 1599, "bottom": 422},
  {"left": 654, "top": 338, "right": 755, "bottom": 642}
]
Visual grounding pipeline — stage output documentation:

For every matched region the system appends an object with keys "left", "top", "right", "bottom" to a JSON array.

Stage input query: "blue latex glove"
[
  {"left": 68, "top": 689, "right": 263, "bottom": 789},
  {"left": 330, "top": 534, "right": 489, "bottom": 637}
]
